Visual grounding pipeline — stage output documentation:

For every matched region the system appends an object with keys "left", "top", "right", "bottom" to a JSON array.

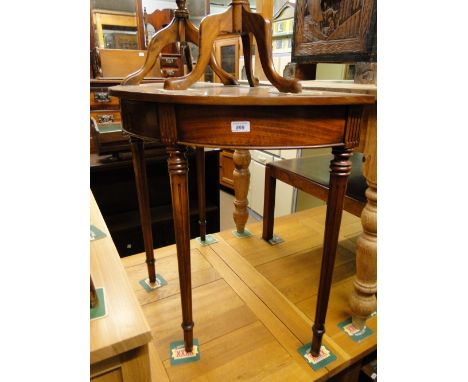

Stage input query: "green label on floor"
[
  {"left": 232, "top": 229, "right": 253, "bottom": 238},
  {"left": 297, "top": 343, "right": 337, "bottom": 371},
  {"left": 90, "top": 288, "right": 107, "bottom": 320},
  {"left": 337, "top": 317, "right": 373, "bottom": 342},
  {"left": 196, "top": 234, "right": 219, "bottom": 246},
  {"left": 139, "top": 274, "right": 168, "bottom": 292},
  {"left": 169, "top": 339, "right": 200, "bottom": 366},
  {"left": 90, "top": 225, "right": 106, "bottom": 241}
]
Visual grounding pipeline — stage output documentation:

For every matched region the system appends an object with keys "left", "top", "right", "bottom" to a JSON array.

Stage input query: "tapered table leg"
[
  {"left": 196, "top": 147, "right": 206, "bottom": 242},
  {"left": 167, "top": 145, "right": 194, "bottom": 352},
  {"left": 130, "top": 137, "right": 156, "bottom": 284},
  {"left": 233, "top": 149, "right": 251, "bottom": 234},
  {"left": 311, "top": 147, "right": 353, "bottom": 356}
]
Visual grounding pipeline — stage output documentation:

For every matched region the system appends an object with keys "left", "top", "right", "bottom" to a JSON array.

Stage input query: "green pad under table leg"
[
  {"left": 196, "top": 234, "right": 219, "bottom": 246},
  {"left": 169, "top": 338, "right": 200, "bottom": 366},
  {"left": 337, "top": 317, "right": 373, "bottom": 342},
  {"left": 90, "top": 225, "right": 107, "bottom": 241},
  {"left": 267, "top": 235, "right": 284, "bottom": 245},
  {"left": 297, "top": 343, "right": 337, "bottom": 371},
  {"left": 139, "top": 274, "right": 168, "bottom": 293},
  {"left": 90, "top": 288, "right": 107, "bottom": 320},
  {"left": 232, "top": 229, "right": 253, "bottom": 238}
]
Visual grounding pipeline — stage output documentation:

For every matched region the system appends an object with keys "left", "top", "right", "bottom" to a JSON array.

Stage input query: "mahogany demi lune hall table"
[{"left": 109, "top": 82, "right": 375, "bottom": 357}]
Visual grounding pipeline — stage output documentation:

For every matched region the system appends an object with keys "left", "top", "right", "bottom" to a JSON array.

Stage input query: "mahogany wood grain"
[
  {"left": 111, "top": 83, "right": 375, "bottom": 106},
  {"left": 130, "top": 137, "right": 156, "bottom": 283},
  {"left": 110, "top": 81, "right": 374, "bottom": 354}
]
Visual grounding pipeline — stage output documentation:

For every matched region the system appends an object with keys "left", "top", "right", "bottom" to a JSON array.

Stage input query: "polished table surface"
[{"left": 109, "top": 82, "right": 375, "bottom": 356}]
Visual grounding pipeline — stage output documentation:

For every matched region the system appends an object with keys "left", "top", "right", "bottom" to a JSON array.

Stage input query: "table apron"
[
  {"left": 176, "top": 105, "right": 350, "bottom": 148},
  {"left": 120, "top": 101, "right": 363, "bottom": 149}
]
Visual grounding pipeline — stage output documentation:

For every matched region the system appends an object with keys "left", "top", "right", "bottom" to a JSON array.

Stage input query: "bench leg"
[
  {"left": 311, "top": 146, "right": 353, "bottom": 356},
  {"left": 262, "top": 164, "right": 276, "bottom": 241},
  {"left": 130, "top": 136, "right": 156, "bottom": 284}
]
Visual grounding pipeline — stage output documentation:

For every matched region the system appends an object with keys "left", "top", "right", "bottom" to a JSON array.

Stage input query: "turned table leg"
[
  {"left": 349, "top": 105, "right": 377, "bottom": 329},
  {"left": 311, "top": 147, "right": 353, "bottom": 356},
  {"left": 233, "top": 149, "right": 251, "bottom": 234},
  {"left": 349, "top": 181, "right": 377, "bottom": 329},
  {"left": 196, "top": 147, "right": 206, "bottom": 242},
  {"left": 130, "top": 137, "right": 156, "bottom": 283},
  {"left": 167, "top": 145, "right": 194, "bottom": 352}
]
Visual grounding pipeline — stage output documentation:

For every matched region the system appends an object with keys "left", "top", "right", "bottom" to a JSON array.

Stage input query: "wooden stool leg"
[
  {"left": 349, "top": 181, "right": 377, "bottom": 329},
  {"left": 196, "top": 147, "right": 206, "bottom": 242},
  {"left": 164, "top": 9, "right": 233, "bottom": 90},
  {"left": 262, "top": 164, "right": 276, "bottom": 241},
  {"left": 241, "top": 32, "right": 259, "bottom": 87},
  {"left": 167, "top": 146, "right": 194, "bottom": 352},
  {"left": 233, "top": 149, "right": 251, "bottom": 234},
  {"left": 311, "top": 147, "right": 353, "bottom": 356},
  {"left": 122, "top": 19, "right": 179, "bottom": 85},
  {"left": 241, "top": 7, "right": 301, "bottom": 93},
  {"left": 130, "top": 137, "right": 156, "bottom": 284}
]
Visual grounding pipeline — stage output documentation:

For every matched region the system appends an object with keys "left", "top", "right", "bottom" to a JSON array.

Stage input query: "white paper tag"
[
  {"left": 231, "top": 121, "right": 250, "bottom": 133},
  {"left": 139, "top": 52, "right": 145, "bottom": 57}
]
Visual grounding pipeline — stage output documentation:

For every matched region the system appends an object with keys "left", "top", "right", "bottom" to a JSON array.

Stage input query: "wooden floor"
[{"left": 121, "top": 206, "right": 377, "bottom": 381}]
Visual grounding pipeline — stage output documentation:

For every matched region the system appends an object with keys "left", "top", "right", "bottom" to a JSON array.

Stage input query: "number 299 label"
[{"left": 231, "top": 121, "right": 250, "bottom": 133}]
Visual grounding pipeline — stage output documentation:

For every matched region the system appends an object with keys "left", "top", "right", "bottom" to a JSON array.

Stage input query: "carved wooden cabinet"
[{"left": 292, "top": 0, "right": 377, "bottom": 63}]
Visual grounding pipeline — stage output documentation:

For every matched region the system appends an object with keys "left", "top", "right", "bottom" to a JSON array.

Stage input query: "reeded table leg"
[
  {"left": 233, "top": 149, "right": 251, "bottom": 234},
  {"left": 311, "top": 147, "right": 353, "bottom": 356},
  {"left": 167, "top": 145, "right": 194, "bottom": 352},
  {"left": 130, "top": 137, "right": 156, "bottom": 284},
  {"left": 196, "top": 147, "right": 206, "bottom": 242}
]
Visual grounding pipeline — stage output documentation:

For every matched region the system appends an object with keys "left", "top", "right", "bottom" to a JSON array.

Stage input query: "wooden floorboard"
[{"left": 121, "top": 206, "right": 377, "bottom": 381}]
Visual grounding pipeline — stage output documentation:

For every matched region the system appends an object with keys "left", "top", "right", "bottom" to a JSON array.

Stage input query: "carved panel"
[{"left": 292, "top": 0, "right": 376, "bottom": 63}]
